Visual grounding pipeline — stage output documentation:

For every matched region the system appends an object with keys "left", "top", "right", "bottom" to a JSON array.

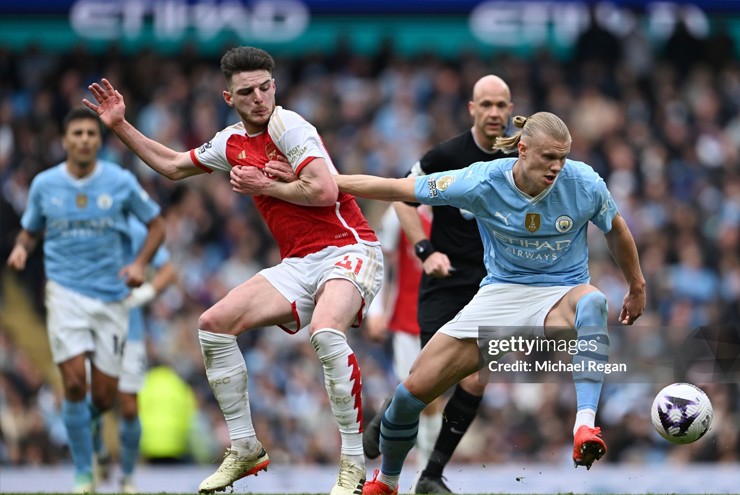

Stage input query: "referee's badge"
[
  {"left": 525, "top": 212, "right": 540, "bottom": 233},
  {"left": 75, "top": 193, "right": 88, "bottom": 208},
  {"left": 555, "top": 215, "right": 574, "bottom": 233}
]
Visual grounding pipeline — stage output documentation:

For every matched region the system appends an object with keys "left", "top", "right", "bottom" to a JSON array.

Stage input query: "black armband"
[{"left": 414, "top": 239, "right": 436, "bottom": 262}]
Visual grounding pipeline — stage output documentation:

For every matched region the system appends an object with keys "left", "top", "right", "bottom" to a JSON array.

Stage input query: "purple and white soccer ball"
[{"left": 651, "top": 382, "right": 713, "bottom": 444}]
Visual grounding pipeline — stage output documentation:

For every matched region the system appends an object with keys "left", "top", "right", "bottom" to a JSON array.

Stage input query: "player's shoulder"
[
  {"left": 268, "top": 106, "right": 313, "bottom": 137},
  {"left": 31, "top": 163, "right": 65, "bottom": 184},
  {"left": 562, "top": 159, "right": 602, "bottom": 183}
]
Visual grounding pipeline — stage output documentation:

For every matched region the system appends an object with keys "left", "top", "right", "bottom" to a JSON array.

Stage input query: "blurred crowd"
[{"left": 1, "top": 15, "right": 739, "bottom": 471}]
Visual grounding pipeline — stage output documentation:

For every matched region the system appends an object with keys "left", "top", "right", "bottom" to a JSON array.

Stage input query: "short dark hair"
[
  {"left": 220, "top": 46, "right": 275, "bottom": 83},
  {"left": 62, "top": 107, "right": 101, "bottom": 134}
]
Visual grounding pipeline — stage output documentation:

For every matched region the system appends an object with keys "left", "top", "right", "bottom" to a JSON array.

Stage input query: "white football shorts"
[
  {"left": 260, "top": 243, "right": 384, "bottom": 333},
  {"left": 392, "top": 331, "right": 421, "bottom": 381},
  {"left": 45, "top": 280, "right": 129, "bottom": 377},
  {"left": 438, "top": 283, "right": 573, "bottom": 340},
  {"left": 118, "top": 340, "right": 147, "bottom": 393}
]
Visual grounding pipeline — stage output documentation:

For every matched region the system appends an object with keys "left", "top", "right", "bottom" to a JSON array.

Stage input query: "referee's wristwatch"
[{"left": 414, "top": 239, "right": 436, "bottom": 262}]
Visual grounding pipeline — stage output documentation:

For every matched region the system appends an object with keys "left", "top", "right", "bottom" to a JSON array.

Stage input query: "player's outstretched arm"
[
  {"left": 604, "top": 213, "right": 646, "bottom": 325},
  {"left": 83, "top": 78, "right": 202, "bottom": 181},
  {"left": 335, "top": 175, "right": 417, "bottom": 203}
]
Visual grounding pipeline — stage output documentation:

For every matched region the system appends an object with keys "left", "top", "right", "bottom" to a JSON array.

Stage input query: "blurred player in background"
[
  {"left": 84, "top": 46, "right": 382, "bottom": 495},
  {"left": 94, "top": 215, "right": 177, "bottom": 493},
  {"left": 334, "top": 112, "right": 646, "bottom": 495},
  {"left": 364, "top": 74, "right": 515, "bottom": 494},
  {"left": 363, "top": 205, "right": 438, "bottom": 486},
  {"left": 6, "top": 108, "right": 165, "bottom": 493}
]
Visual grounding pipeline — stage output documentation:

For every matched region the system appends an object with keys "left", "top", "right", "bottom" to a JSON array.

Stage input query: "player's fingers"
[
  {"left": 82, "top": 99, "right": 96, "bottom": 111},
  {"left": 102, "top": 78, "right": 114, "bottom": 92}
]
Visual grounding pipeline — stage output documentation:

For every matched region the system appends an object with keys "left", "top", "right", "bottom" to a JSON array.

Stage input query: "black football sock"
[{"left": 422, "top": 384, "right": 482, "bottom": 478}]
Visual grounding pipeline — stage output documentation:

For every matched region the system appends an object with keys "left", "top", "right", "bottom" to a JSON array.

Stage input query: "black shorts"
[{"left": 417, "top": 265, "right": 484, "bottom": 348}]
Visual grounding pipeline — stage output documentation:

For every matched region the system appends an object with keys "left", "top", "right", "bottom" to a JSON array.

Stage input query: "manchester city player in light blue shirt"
[
  {"left": 6, "top": 108, "right": 165, "bottom": 493},
  {"left": 333, "top": 112, "right": 646, "bottom": 494}
]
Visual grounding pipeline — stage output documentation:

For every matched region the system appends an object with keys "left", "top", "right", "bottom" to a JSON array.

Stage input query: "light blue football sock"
[
  {"left": 62, "top": 399, "right": 93, "bottom": 477},
  {"left": 119, "top": 417, "right": 142, "bottom": 476},
  {"left": 379, "top": 383, "right": 427, "bottom": 477},
  {"left": 572, "top": 291, "right": 610, "bottom": 412}
]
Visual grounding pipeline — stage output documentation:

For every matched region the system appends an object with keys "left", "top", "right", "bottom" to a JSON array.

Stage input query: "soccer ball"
[{"left": 651, "top": 382, "right": 713, "bottom": 444}]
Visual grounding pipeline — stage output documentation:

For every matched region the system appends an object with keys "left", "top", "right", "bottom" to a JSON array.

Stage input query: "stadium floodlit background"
[{"left": 0, "top": 0, "right": 739, "bottom": 493}]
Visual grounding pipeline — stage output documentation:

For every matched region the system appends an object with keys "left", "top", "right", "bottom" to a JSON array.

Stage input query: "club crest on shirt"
[
  {"left": 555, "top": 215, "right": 574, "bottom": 233},
  {"left": 436, "top": 175, "right": 455, "bottom": 191},
  {"left": 265, "top": 142, "right": 279, "bottom": 160},
  {"left": 97, "top": 194, "right": 113, "bottom": 210},
  {"left": 76, "top": 193, "right": 88, "bottom": 208},
  {"left": 525, "top": 212, "right": 540, "bottom": 233}
]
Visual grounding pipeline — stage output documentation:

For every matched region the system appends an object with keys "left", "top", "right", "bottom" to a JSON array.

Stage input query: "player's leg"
[
  {"left": 47, "top": 281, "right": 125, "bottom": 493},
  {"left": 197, "top": 274, "right": 294, "bottom": 493},
  {"left": 309, "top": 244, "right": 384, "bottom": 495},
  {"left": 415, "top": 286, "right": 479, "bottom": 494},
  {"left": 545, "top": 284, "right": 609, "bottom": 469},
  {"left": 367, "top": 333, "right": 480, "bottom": 495},
  {"left": 117, "top": 392, "right": 140, "bottom": 493},
  {"left": 57, "top": 355, "right": 96, "bottom": 493},
  {"left": 310, "top": 278, "right": 369, "bottom": 495},
  {"left": 115, "top": 337, "right": 147, "bottom": 494}
]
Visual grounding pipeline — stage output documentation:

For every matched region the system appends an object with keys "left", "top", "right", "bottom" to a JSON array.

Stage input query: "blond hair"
[{"left": 493, "top": 112, "right": 571, "bottom": 153}]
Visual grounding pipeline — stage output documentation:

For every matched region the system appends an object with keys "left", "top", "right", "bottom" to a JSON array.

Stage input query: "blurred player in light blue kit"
[
  {"left": 333, "top": 112, "right": 646, "bottom": 495},
  {"left": 94, "top": 216, "right": 177, "bottom": 493},
  {"left": 6, "top": 108, "right": 165, "bottom": 493}
]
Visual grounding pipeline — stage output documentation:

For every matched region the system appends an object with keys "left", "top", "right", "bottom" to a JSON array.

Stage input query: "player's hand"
[
  {"left": 120, "top": 262, "right": 146, "bottom": 288},
  {"left": 83, "top": 78, "right": 127, "bottom": 129},
  {"left": 6, "top": 245, "right": 28, "bottom": 270},
  {"left": 619, "top": 284, "right": 646, "bottom": 325},
  {"left": 124, "top": 282, "right": 157, "bottom": 309},
  {"left": 230, "top": 165, "right": 273, "bottom": 195},
  {"left": 265, "top": 155, "right": 297, "bottom": 182},
  {"left": 423, "top": 251, "right": 453, "bottom": 278}
]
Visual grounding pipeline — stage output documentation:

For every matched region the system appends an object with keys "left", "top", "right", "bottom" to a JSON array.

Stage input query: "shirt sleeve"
[
  {"left": 190, "top": 129, "right": 232, "bottom": 173},
  {"left": 268, "top": 108, "right": 328, "bottom": 175},
  {"left": 20, "top": 178, "right": 45, "bottom": 233},
  {"left": 123, "top": 172, "right": 161, "bottom": 224},
  {"left": 414, "top": 165, "right": 484, "bottom": 212},
  {"left": 590, "top": 176, "right": 618, "bottom": 233}
]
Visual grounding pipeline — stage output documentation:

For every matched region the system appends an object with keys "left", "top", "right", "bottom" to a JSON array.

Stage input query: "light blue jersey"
[
  {"left": 415, "top": 157, "right": 618, "bottom": 287},
  {"left": 21, "top": 161, "right": 161, "bottom": 301},
  {"left": 125, "top": 217, "right": 170, "bottom": 342}
]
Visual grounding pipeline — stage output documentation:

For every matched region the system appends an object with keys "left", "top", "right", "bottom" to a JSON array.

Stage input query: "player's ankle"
[{"left": 232, "top": 436, "right": 261, "bottom": 456}]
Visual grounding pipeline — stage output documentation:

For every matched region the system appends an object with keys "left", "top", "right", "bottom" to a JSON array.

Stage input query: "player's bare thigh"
[
  {"left": 310, "top": 278, "right": 364, "bottom": 334},
  {"left": 544, "top": 283, "right": 600, "bottom": 338},
  {"left": 404, "top": 333, "right": 480, "bottom": 404},
  {"left": 199, "top": 274, "right": 294, "bottom": 335}
]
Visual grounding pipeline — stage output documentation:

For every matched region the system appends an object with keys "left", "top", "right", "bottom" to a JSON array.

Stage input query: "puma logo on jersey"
[{"left": 495, "top": 211, "right": 512, "bottom": 225}]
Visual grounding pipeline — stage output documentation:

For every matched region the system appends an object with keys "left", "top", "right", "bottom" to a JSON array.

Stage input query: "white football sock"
[
  {"left": 574, "top": 408, "right": 596, "bottom": 436},
  {"left": 199, "top": 330, "right": 256, "bottom": 450},
  {"left": 310, "top": 328, "right": 364, "bottom": 457}
]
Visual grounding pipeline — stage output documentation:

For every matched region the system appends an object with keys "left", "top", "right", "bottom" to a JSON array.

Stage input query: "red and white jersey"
[
  {"left": 190, "top": 106, "right": 378, "bottom": 259},
  {"left": 376, "top": 206, "right": 432, "bottom": 336}
]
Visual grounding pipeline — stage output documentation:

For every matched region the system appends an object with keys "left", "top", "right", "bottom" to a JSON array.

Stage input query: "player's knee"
[
  {"left": 198, "top": 308, "right": 226, "bottom": 333},
  {"left": 575, "top": 290, "right": 608, "bottom": 335},
  {"left": 63, "top": 381, "right": 87, "bottom": 401}
]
